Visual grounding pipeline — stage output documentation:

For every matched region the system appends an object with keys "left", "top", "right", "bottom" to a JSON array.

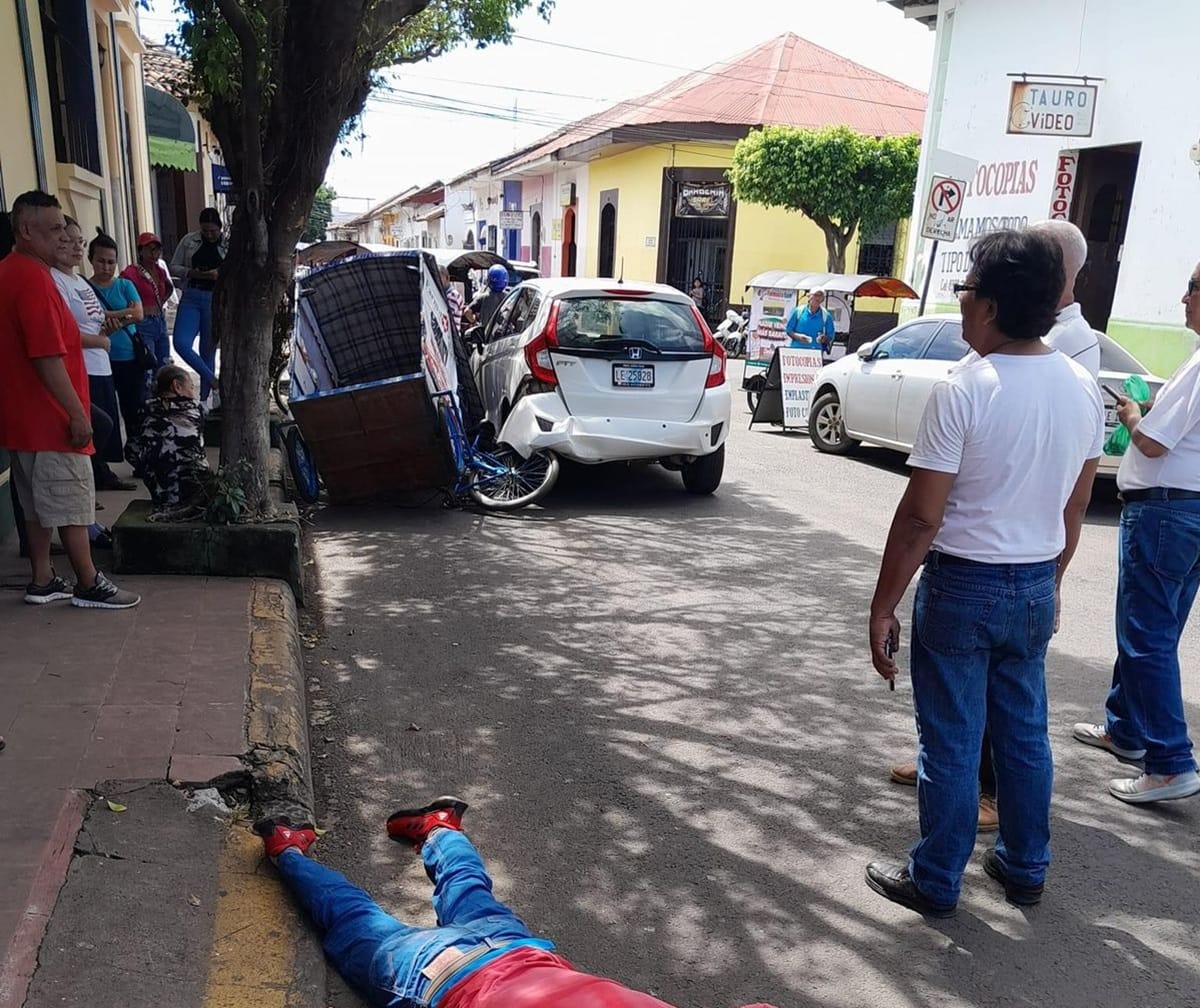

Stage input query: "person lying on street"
[{"left": 256, "top": 797, "right": 778, "bottom": 1008}]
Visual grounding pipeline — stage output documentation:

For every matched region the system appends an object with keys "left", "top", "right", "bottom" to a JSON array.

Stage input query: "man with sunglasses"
[
  {"left": 1072, "top": 264, "right": 1200, "bottom": 804},
  {"left": 865, "top": 229, "right": 1104, "bottom": 917}
]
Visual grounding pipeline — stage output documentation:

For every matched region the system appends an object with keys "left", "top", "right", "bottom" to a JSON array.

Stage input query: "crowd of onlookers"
[
  {"left": 0, "top": 190, "right": 226, "bottom": 620},
  {"left": 865, "top": 223, "right": 1200, "bottom": 918}
]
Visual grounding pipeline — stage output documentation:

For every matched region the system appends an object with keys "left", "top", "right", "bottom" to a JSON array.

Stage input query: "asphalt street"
[{"left": 302, "top": 363, "right": 1200, "bottom": 1008}]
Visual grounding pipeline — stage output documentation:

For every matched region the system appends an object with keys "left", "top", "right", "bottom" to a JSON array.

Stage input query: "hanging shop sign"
[
  {"left": 1007, "top": 81, "right": 1098, "bottom": 138},
  {"left": 675, "top": 183, "right": 730, "bottom": 218}
]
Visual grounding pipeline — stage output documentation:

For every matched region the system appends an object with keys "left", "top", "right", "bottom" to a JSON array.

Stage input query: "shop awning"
[{"left": 144, "top": 85, "right": 196, "bottom": 172}]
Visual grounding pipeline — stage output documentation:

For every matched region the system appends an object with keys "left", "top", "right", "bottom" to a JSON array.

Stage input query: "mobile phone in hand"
[
  {"left": 1101, "top": 383, "right": 1124, "bottom": 404},
  {"left": 885, "top": 633, "right": 896, "bottom": 691}
]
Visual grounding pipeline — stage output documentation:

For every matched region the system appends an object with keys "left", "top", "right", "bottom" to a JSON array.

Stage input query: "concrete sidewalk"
[{"left": 0, "top": 481, "right": 317, "bottom": 1008}]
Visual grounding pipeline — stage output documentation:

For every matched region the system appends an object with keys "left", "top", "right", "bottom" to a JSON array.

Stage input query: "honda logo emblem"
[{"left": 629, "top": 347, "right": 643, "bottom": 360}]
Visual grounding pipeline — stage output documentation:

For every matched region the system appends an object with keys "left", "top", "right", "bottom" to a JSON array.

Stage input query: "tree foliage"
[
  {"left": 728, "top": 125, "right": 920, "bottom": 272},
  {"left": 302, "top": 184, "right": 336, "bottom": 243},
  {"left": 159, "top": 0, "right": 553, "bottom": 518}
]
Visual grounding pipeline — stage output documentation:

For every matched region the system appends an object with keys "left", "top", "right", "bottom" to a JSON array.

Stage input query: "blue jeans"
[
  {"left": 173, "top": 288, "right": 217, "bottom": 398},
  {"left": 275, "top": 830, "right": 552, "bottom": 1007},
  {"left": 138, "top": 314, "right": 171, "bottom": 368},
  {"left": 1106, "top": 499, "right": 1200, "bottom": 776},
  {"left": 909, "top": 553, "right": 1057, "bottom": 906}
]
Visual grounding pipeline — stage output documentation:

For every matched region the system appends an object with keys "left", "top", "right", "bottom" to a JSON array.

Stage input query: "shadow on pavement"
[{"left": 301, "top": 461, "right": 1200, "bottom": 1008}]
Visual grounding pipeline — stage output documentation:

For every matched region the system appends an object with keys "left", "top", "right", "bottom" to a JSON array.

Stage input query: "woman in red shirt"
[{"left": 121, "top": 233, "right": 174, "bottom": 369}]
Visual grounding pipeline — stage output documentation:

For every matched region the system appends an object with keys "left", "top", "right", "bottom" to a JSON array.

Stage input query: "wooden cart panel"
[{"left": 289, "top": 375, "right": 453, "bottom": 504}]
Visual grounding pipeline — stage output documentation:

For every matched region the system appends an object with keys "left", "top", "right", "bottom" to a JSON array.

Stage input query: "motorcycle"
[{"left": 714, "top": 308, "right": 749, "bottom": 358}]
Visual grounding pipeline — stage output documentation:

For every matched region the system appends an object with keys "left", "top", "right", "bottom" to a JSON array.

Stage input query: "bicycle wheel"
[
  {"left": 468, "top": 446, "right": 559, "bottom": 510},
  {"left": 284, "top": 425, "right": 320, "bottom": 504}
]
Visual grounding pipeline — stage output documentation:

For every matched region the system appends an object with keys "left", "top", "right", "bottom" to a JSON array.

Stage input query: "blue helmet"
[{"left": 486, "top": 264, "right": 509, "bottom": 292}]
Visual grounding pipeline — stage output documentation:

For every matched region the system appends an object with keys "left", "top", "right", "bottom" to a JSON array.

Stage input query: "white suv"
[{"left": 469, "top": 278, "right": 731, "bottom": 494}]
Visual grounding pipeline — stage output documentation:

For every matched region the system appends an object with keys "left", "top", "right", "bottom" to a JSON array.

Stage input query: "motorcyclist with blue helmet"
[{"left": 464, "top": 264, "right": 510, "bottom": 330}]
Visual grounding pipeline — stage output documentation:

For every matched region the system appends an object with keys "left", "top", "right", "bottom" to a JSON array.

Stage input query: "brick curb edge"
[{"left": 246, "top": 579, "right": 315, "bottom": 822}]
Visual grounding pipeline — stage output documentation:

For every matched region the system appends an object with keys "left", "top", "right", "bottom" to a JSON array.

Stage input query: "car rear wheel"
[
  {"left": 681, "top": 445, "right": 725, "bottom": 495},
  {"left": 809, "top": 391, "right": 859, "bottom": 455}
]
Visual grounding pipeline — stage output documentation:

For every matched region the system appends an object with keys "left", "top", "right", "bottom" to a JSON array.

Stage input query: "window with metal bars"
[
  {"left": 856, "top": 220, "right": 898, "bottom": 277},
  {"left": 39, "top": 0, "right": 101, "bottom": 174}
]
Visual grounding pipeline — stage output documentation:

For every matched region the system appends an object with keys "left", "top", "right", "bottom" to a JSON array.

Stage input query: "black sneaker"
[
  {"left": 72, "top": 571, "right": 141, "bottom": 610},
  {"left": 24, "top": 571, "right": 74, "bottom": 605}
]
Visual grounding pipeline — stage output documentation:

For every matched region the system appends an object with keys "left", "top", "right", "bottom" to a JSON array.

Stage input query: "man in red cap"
[{"left": 256, "top": 798, "right": 778, "bottom": 1008}]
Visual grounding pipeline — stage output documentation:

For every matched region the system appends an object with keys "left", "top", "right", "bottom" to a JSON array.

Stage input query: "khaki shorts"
[{"left": 11, "top": 451, "right": 95, "bottom": 528}]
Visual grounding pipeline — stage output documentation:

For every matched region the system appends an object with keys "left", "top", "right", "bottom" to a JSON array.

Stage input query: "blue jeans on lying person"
[
  {"left": 1106, "top": 499, "right": 1200, "bottom": 776},
  {"left": 909, "top": 552, "right": 1057, "bottom": 906},
  {"left": 275, "top": 828, "right": 553, "bottom": 1007}
]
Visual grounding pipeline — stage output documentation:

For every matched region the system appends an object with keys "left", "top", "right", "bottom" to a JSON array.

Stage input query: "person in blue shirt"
[
  {"left": 785, "top": 288, "right": 836, "bottom": 351},
  {"left": 87, "top": 234, "right": 145, "bottom": 439}
]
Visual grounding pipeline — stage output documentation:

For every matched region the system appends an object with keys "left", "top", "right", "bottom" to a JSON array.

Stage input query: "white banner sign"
[
  {"left": 420, "top": 255, "right": 458, "bottom": 406},
  {"left": 499, "top": 210, "right": 524, "bottom": 229},
  {"left": 779, "top": 348, "right": 824, "bottom": 429}
]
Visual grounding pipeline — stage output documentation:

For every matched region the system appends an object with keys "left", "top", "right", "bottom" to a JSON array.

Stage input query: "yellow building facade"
[
  {"left": 2, "top": 0, "right": 155, "bottom": 537},
  {"left": 584, "top": 143, "right": 874, "bottom": 309},
  {"left": 2, "top": 0, "right": 153, "bottom": 263}
]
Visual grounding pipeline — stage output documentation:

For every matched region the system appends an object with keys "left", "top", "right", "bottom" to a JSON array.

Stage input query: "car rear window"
[{"left": 555, "top": 297, "right": 706, "bottom": 351}]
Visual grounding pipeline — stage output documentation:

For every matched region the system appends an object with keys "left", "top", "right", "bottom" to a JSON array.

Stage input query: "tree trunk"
[
  {"left": 820, "top": 225, "right": 846, "bottom": 273},
  {"left": 213, "top": 211, "right": 292, "bottom": 519}
]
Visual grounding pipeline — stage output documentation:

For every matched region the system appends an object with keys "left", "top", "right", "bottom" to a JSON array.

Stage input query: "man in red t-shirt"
[
  {"left": 0, "top": 190, "right": 139, "bottom": 609},
  {"left": 256, "top": 799, "right": 778, "bottom": 1008}
]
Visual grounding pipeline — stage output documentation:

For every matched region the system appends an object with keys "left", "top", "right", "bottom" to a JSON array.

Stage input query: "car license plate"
[{"left": 613, "top": 363, "right": 654, "bottom": 388}]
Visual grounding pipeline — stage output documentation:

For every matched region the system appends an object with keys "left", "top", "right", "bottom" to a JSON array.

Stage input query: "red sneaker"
[
  {"left": 386, "top": 796, "right": 468, "bottom": 846},
  {"left": 254, "top": 817, "right": 318, "bottom": 858}
]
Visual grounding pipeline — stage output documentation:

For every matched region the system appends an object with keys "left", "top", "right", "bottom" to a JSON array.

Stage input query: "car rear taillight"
[
  {"left": 524, "top": 302, "right": 560, "bottom": 386},
  {"left": 693, "top": 306, "right": 726, "bottom": 389}
]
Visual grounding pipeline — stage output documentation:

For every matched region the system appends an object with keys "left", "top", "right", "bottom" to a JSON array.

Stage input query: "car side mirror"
[{"left": 857, "top": 343, "right": 875, "bottom": 359}]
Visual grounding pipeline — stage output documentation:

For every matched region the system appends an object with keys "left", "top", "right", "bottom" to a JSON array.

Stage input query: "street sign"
[
  {"left": 499, "top": 210, "right": 523, "bottom": 229},
  {"left": 921, "top": 175, "right": 966, "bottom": 242}
]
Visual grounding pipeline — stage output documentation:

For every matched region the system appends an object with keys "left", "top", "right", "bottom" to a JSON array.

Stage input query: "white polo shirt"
[
  {"left": 909, "top": 350, "right": 1105, "bottom": 564},
  {"left": 1044, "top": 303, "right": 1101, "bottom": 379},
  {"left": 1118, "top": 346, "right": 1200, "bottom": 492}
]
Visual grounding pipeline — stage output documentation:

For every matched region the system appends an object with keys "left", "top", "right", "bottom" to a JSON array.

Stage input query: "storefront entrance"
[
  {"left": 657, "top": 169, "right": 735, "bottom": 324},
  {"left": 1068, "top": 143, "right": 1140, "bottom": 331}
]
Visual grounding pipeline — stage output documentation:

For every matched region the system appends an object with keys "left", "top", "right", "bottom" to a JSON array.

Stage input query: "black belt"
[
  {"left": 189, "top": 281, "right": 215, "bottom": 292},
  {"left": 1120, "top": 488, "right": 1200, "bottom": 503},
  {"left": 925, "top": 551, "right": 980, "bottom": 568}
]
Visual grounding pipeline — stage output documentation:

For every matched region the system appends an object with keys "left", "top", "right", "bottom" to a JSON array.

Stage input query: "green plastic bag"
[{"left": 1102, "top": 375, "right": 1152, "bottom": 456}]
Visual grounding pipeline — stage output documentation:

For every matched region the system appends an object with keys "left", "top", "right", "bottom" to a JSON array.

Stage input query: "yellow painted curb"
[{"left": 203, "top": 826, "right": 321, "bottom": 1008}]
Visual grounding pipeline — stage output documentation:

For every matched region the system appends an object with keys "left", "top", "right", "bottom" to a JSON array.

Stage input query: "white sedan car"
[
  {"left": 807, "top": 314, "right": 1163, "bottom": 476},
  {"left": 469, "top": 278, "right": 731, "bottom": 494}
]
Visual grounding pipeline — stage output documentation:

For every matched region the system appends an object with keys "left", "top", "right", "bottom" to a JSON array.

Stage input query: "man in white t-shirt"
[
  {"left": 1031, "top": 220, "right": 1101, "bottom": 378},
  {"left": 1072, "top": 262, "right": 1200, "bottom": 804},
  {"left": 863, "top": 229, "right": 1104, "bottom": 918}
]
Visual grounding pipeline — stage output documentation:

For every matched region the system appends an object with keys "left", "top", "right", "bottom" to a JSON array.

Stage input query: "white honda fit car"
[{"left": 468, "top": 278, "right": 731, "bottom": 493}]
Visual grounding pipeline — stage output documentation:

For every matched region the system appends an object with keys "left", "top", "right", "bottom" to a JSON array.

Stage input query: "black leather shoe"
[
  {"left": 982, "top": 848, "right": 1043, "bottom": 906},
  {"left": 865, "top": 861, "right": 956, "bottom": 918}
]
